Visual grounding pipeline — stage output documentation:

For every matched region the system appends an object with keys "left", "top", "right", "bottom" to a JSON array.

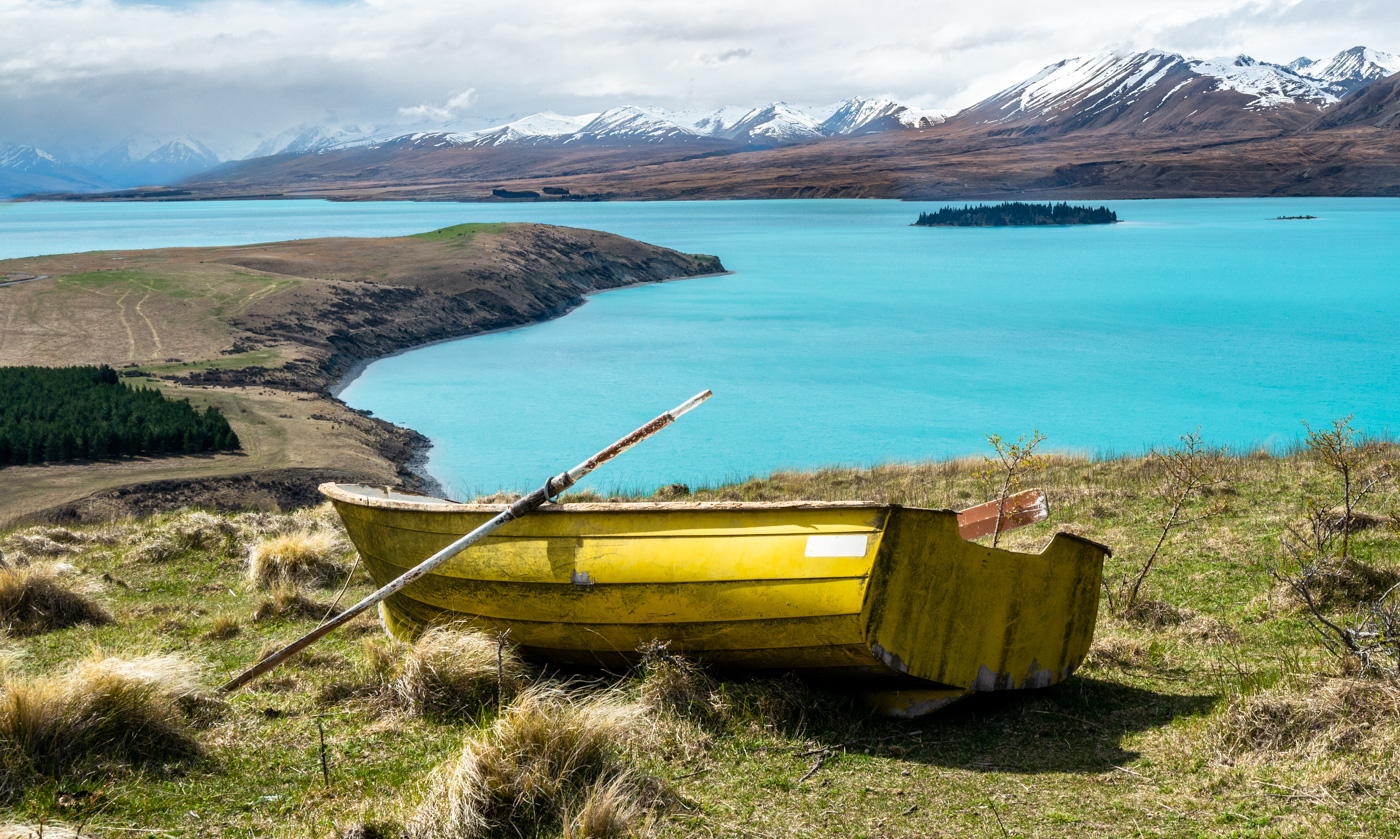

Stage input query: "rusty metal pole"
[{"left": 220, "top": 390, "right": 712, "bottom": 693}]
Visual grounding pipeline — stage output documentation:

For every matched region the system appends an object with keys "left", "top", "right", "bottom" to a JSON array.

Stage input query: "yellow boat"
[{"left": 321, "top": 482, "right": 1110, "bottom": 717}]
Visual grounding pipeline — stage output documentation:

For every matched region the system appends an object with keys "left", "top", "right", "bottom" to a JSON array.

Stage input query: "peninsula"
[{"left": 0, "top": 223, "right": 724, "bottom": 525}]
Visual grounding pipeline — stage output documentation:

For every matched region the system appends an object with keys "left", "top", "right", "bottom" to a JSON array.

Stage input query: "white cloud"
[
  {"left": 397, "top": 103, "right": 454, "bottom": 123},
  {"left": 0, "top": 0, "right": 1395, "bottom": 155},
  {"left": 446, "top": 88, "right": 478, "bottom": 110}
]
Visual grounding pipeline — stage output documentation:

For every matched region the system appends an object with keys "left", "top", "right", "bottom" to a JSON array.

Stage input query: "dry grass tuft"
[
  {"left": 637, "top": 642, "right": 721, "bottom": 724},
  {"left": 393, "top": 626, "right": 526, "bottom": 719},
  {"left": 0, "top": 824, "right": 90, "bottom": 839},
  {"left": 0, "top": 653, "right": 207, "bottom": 793},
  {"left": 1084, "top": 636, "right": 1150, "bottom": 670},
  {"left": 1213, "top": 675, "right": 1400, "bottom": 758},
  {"left": 1121, "top": 597, "right": 1191, "bottom": 628},
  {"left": 248, "top": 530, "right": 347, "bottom": 589},
  {"left": 0, "top": 565, "right": 110, "bottom": 636},
  {"left": 128, "top": 534, "right": 183, "bottom": 563},
  {"left": 335, "top": 823, "right": 401, "bottom": 839},
  {"left": 1119, "top": 599, "right": 1239, "bottom": 643},
  {"left": 201, "top": 614, "right": 241, "bottom": 641},
  {"left": 408, "top": 685, "right": 664, "bottom": 839},
  {"left": 251, "top": 582, "right": 334, "bottom": 623},
  {"left": 2, "top": 534, "right": 80, "bottom": 560},
  {"left": 168, "top": 511, "right": 238, "bottom": 553},
  {"left": 723, "top": 673, "right": 856, "bottom": 736},
  {"left": 1276, "top": 559, "right": 1400, "bottom": 611},
  {"left": 567, "top": 774, "right": 657, "bottom": 838},
  {"left": 316, "top": 637, "right": 408, "bottom": 707}
]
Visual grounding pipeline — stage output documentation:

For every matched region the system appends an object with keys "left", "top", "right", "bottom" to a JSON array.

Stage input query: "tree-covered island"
[{"left": 915, "top": 201, "right": 1118, "bottom": 227}]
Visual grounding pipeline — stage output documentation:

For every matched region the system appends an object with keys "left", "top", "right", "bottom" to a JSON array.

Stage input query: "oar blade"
[{"left": 957, "top": 488, "right": 1050, "bottom": 541}]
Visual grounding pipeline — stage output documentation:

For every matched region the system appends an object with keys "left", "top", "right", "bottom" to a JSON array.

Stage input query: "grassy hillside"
[
  {"left": 0, "top": 224, "right": 723, "bottom": 526},
  {"left": 0, "top": 440, "right": 1396, "bottom": 837}
]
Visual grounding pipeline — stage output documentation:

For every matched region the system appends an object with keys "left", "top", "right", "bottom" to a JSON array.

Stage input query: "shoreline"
[{"left": 326, "top": 268, "right": 735, "bottom": 497}]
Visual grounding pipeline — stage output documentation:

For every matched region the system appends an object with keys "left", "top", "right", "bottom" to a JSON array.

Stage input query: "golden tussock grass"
[
  {"left": 393, "top": 625, "right": 527, "bottom": 719},
  {"left": 0, "top": 565, "right": 110, "bottom": 636},
  {"left": 251, "top": 581, "right": 334, "bottom": 623},
  {"left": 408, "top": 685, "right": 665, "bottom": 839},
  {"left": 201, "top": 613, "right": 241, "bottom": 641},
  {"left": 248, "top": 530, "right": 347, "bottom": 589},
  {"left": 0, "top": 653, "right": 208, "bottom": 797}
]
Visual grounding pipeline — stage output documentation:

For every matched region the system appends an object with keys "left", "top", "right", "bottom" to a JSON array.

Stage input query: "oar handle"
[{"left": 219, "top": 390, "right": 712, "bottom": 693}]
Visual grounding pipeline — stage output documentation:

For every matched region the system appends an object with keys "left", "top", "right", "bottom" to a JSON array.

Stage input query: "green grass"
[
  {"left": 1, "top": 449, "right": 1398, "bottom": 837},
  {"left": 688, "top": 253, "right": 724, "bottom": 272},
  {"left": 409, "top": 223, "right": 515, "bottom": 248},
  {"left": 134, "top": 349, "right": 287, "bottom": 374}
]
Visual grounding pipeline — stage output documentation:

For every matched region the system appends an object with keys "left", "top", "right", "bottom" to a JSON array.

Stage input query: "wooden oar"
[
  {"left": 220, "top": 390, "right": 713, "bottom": 693},
  {"left": 956, "top": 488, "right": 1049, "bottom": 541}
]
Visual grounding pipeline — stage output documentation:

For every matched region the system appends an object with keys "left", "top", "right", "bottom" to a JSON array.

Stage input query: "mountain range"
[
  {"left": 0, "top": 136, "right": 221, "bottom": 197},
  {"left": 7, "top": 45, "right": 1400, "bottom": 200}
]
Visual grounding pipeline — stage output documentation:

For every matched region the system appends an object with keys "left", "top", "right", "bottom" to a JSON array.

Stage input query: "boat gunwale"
[
  {"left": 321, "top": 482, "right": 903, "bottom": 513},
  {"left": 319, "top": 482, "right": 1112, "bottom": 557}
]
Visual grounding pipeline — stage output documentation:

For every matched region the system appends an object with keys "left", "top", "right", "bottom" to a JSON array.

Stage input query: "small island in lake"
[
  {"left": 915, "top": 202, "right": 1118, "bottom": 227},
  {"left": 1274, "top": 214, "right": 1318, "bottom": 220}
]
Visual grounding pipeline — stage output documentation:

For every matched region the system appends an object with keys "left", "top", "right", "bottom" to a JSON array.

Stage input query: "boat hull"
[{"left": 323, "top": 484, "right": 1109, "bottom": 711}]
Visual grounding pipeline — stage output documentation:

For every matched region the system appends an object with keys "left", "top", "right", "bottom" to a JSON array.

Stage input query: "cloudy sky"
[{"left": 2, "top": 0, "right": 1397, "bottom": 158}]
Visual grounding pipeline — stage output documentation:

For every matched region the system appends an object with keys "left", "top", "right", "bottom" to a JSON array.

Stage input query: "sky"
[{"left": 1, "top": 0, "right": 1398, "bottom": 159}]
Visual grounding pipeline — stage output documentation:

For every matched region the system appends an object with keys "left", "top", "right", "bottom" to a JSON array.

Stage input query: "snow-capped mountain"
[
  {"left": 0, "top": 144, "right": 63, "bottom": 174},
  {"left": 719, "top": 102, "right": 825, "bottom": 144},
  {"left": 248, "top": 125, "right": 377, "bottom": 158},
  {"left": 954, "top": 49, "right": 1342, "bottom": 135},
  {"left": 819, "top": 98, "right": 947, "bottom": 135},
  {"left": 245, "top": 97, "right": 948, "bottom": 160},
  {"left": 467, "top": 112, "right": 599, "bottom": 146},
  {"left": 89, "top": 137, "right": 222, "bottom": 188},
  {"left": 1289, "top": 46, "right": 1400, "bottom": 96},
  {"left": 566, "top": 107, "right": 711, "bottom": 145},
  {"left": 0, "top": 143, "right": 111, "bottom": 197}
]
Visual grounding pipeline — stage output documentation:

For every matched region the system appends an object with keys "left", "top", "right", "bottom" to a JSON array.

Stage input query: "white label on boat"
[{"left": 804, "top": 534, "right": 868, "bottom": 557}]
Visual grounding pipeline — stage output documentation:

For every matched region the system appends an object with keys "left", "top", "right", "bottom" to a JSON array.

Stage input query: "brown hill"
[
  {"left": 143, "top": 122, "right": 1400, "bottom": 202},
  {"left": 1311, "top": 73, "right": 1400, "bottom": 129}
]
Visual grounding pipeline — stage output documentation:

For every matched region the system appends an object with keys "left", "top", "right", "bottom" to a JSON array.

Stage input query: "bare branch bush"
[
  {"left": 1266, "top": 416, "right": 1399, "bottom": 676},
  {"left": 1103, "top": 430, "right": 1232, "bottom": 617},
  {"left": 981, "top": 431, "right": 1049, "bottom": 547}
]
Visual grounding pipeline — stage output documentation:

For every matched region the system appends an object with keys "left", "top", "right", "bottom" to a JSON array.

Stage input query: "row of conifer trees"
[
  {"left": 0, "top": 365, "right": 240, "bottom": 468},
  {"left": 915, "top": 202, "right": 1118, "bottom": 227}
]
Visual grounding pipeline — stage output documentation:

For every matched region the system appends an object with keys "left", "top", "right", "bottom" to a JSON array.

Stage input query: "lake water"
[{"left": 4, "top": 198, "right": 1397, "bottom": 497}]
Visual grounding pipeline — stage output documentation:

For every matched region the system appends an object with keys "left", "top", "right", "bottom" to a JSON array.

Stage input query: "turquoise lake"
[{"left": 3, "top": 198, "right": 1397, "bottom": 496}]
